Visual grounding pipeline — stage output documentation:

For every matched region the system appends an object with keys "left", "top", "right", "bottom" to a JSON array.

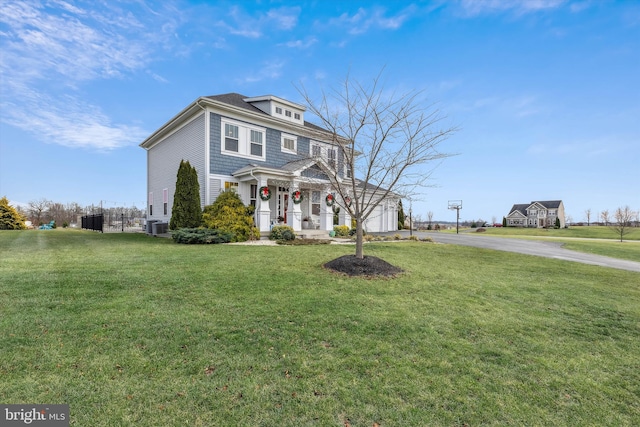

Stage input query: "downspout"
[{"left": 195, "top": 99, "right": 208, "bottom": 206}]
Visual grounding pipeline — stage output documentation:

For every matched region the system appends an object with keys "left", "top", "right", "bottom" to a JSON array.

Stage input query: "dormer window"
[{"left": 243, "top": 95, "right": 305, "bottom": 124}]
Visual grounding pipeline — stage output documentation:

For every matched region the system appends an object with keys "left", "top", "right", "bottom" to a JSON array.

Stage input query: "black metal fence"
[
  {"left": 81, "top": 213, "right": 146, "bottom": 233},
  {"left": 81, "top": 214, "right": 104, "bottom": 232}
]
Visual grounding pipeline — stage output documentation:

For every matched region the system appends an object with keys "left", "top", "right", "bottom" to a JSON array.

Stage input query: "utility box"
[
  {"left": 152, "top": 222, "right": 168, "bottom": 235},
  {"left": 146, "top": 220, "right": 158, "bottom": 234}
]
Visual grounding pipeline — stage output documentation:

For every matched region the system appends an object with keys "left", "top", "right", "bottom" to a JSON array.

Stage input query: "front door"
[{"left": 278, "top": 187, "right": 289, "bottom": 223}]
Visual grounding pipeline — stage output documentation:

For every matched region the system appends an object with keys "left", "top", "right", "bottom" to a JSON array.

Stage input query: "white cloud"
[
  {"left": 457, "top": 0, "right": 566, "bottom": 16},
  {"left": 329, "top": 6, "right": 414, "bottom": 35},
  {"left": 217, "top": 6, "right": 300, "bottom": 38},
  {"left": 1, "top": 86, "right": 147, "bottom": 150},
  {"left": 281, "top": 37, "right": 318, "bottom": 49},
  {"left": 237, "top": 61, "right": 285, "bottom": 84},
  {"left": 0, "top": 0, "right": 180, "bottom": 150}
]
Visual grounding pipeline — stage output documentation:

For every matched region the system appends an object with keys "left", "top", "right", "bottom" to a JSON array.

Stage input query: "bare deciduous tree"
[
  {"left": 611, "top": 205, "right": 634, "bottom": 242},
  {"left": 28, "top": 198, "right": 50, "bottom": 226},
  {"left": 584, "top": 208, "right": 592, "bottom": 226},
  {"left": 600, "top": 209, "right": 610, "bottom": 226},
  {"left": 298, "top": 72, "right": 457, "bottom": 258},
  {"left": 427, "top": 211, "right": 434, "bottom": 229}
]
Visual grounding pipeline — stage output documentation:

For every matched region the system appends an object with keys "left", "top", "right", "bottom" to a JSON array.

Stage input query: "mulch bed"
[{"left": 324, "top": 255, "right": 403, "bottom": 277}]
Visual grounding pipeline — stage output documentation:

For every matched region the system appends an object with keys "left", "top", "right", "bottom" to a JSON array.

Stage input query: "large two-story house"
[
  {"left": 139, "top": 93, "right": 399, "bottom": 234},
  {"left": 506, "top": 200, "right": 565, "bottom": 228}
]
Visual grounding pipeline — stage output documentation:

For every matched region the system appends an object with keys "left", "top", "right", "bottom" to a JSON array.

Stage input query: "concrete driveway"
[{"left": 376, "top": 231, "right": 640, "bottom": 273}]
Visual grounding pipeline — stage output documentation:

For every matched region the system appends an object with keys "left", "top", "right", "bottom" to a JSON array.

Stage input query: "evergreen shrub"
[
  {"left": 202, "top": 191, "right": 259, "bottom": 242},
  {"left": 0, "top": 197, "right": 26, "bottom": 230},
  {"left": 172, "top": 228, "right": 233, "bottom": 244},
  {"left": 270, "top": 225, "right": 295, "bottom": 241},
  {"left": 170, "top": 160, "right": 202, "bottom": 229}
]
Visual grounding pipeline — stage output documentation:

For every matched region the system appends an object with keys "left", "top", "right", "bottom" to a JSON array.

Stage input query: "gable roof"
[
  {"left": 204, "top": 93, "right": 330, "bottom": 134},
  {"left": 509, "top": 204, "right": 529, "bottom": 216},
  {"left": 140, "top": 92, "right": 335, "bottom": 149},
  {"left": 531, "top": 200, "right": 562, "bottom": 209}
]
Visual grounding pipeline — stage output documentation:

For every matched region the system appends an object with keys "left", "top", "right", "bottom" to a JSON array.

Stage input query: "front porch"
[
  {"left": 258, "top": 183, "right": 350, "bottom": 234},
  {"left": 232, "top": 161, "right": 351, "bottom": 235}
]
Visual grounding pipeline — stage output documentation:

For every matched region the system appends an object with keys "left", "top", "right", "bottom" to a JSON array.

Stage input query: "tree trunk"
[{"left": 355, "top": 218, "right": 364, "bottom": 259}]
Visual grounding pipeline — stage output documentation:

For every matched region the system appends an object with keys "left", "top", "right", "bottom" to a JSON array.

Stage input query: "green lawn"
[
  {"left": 1, "top": 230, "right": 639, "bottom": 426},
  {"left": 482, "top": 225, "right": 640, "bottom": 240},
  {"left": 475, "top": 226, "right": 640, "bottom": 262}
]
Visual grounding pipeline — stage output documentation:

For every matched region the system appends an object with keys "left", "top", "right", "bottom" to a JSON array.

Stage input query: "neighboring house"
[
  {"left": 139, "top": 93, "right": 399, "bottom": 234},
  {"left": 506, "top": 200, "right": 565, "bottom": 228}
]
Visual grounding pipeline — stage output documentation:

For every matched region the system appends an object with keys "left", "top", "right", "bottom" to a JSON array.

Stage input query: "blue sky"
[{"left": 1, "top": 0, "right": 638, "bottom": 223}]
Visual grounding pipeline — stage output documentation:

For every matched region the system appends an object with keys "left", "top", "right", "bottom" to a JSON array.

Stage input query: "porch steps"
[{"left": 296, "top": 229, "right": 332, "bottom": 239}]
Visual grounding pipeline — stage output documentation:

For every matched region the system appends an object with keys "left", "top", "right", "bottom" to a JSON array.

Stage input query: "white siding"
[
  {"left": 209, "top": 178, "right": 222, "bottom": 204},
  {"left": 147, "top": 113, "right": 206, "bottom": 221}
]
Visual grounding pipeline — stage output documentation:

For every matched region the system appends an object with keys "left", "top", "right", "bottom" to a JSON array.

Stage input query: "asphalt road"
[{"left": 379, "top": 231, "right": 640, "bottom": 273}]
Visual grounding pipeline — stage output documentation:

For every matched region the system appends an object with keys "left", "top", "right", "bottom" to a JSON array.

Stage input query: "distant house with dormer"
[{"left": 506, "top": 200, "right": 565, "bottom": 228}]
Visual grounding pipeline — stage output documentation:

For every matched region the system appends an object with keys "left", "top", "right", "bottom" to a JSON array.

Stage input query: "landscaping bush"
[
  {"left": 172, "top": 228, "right": 233, "bottom": 244},
  {"left": 270, "top": 225, "right": 295, "bottom": 241},
  {"left": 202, "top": 191, "right": 259, "bottom": 242},
  {"left": 333, "top": 225, "right": 350, "bottom": 237},
  {"left": 0, "top": 197, "right": 26, "bottom": 230}
]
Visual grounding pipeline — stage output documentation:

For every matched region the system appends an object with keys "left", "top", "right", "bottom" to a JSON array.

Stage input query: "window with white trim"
[
  {"left": 148, "top": 192, "right": 153, "bottom": 216},
  {"left": 281, "top": 134, "right": 297, "bottom": 153},
  {"left": 312, "top": 191, "right": 321, "bottom": 215},
  {"left": 163, "top": 188, "right": 168, "bottom": 215},
  {"left": 276, "top": 107, "right": 283, "bottom": 115},
  {"left": 225, "top": 181, "right": 238, "bottom": 193},
  {"left": 327, "top": 147, "right": 336, "bottom": 169},
  {"left": 221, "top": 119, "right": 266, "bottom": 161},
  {"left": 250, "top": 184, "right": 257, "bottom": 207},
  {"left": 310, "top": 142, "right": 338, "bottom": 171},
  {"left": 250, "top": 130, "right": 263, "bottom": 157},
  {"left": 224, "top": 123, "right": 239, "bottom": 152}
]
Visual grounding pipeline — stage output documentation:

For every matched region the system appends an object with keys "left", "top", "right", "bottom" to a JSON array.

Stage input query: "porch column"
[
  {"left": 339, "top": 208, "right": 351, "bottom": 228},
  {"left": 288, "top": 181, "right": 302, "bottom": 231},
  {"left": 319, "top": 188, "right": 333, "bottom": 231},
  {"left": 257, "top": 177, "right": 271, "bottom": 234}
]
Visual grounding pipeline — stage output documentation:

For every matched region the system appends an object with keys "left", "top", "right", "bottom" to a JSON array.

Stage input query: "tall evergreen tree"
[
  {"left": 398, "top": 200, "right": 406, "bottom": 230},
  {"left": 169, "top": 160, "right": 202, "bottom": 230},
  {"left": 0, "top": 197, "right": 27, "bottom": 230}
]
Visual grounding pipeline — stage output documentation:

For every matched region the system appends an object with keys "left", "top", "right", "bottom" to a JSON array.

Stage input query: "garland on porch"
[
  {"left": 325, "top": 193, "right": 334, "bottom": 207},
  {"left": 259, "top": 186, "right": 271, "bottom": 201},
  {"left": 292, "top": 190, "right": 303, "bottom": 204}
]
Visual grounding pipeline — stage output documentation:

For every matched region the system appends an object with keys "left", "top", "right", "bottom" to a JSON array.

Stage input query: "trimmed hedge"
[{"left": 172, "top": 228, "right": 233, "bottom": 244}]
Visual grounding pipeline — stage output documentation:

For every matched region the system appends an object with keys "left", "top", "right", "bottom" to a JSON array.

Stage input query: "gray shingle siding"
[
  {"left": 209, "top": 112, "right": 330, "bottom": 176},
  {"left": 147, "top": 113, "right": 206, "bottom": 221}
]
